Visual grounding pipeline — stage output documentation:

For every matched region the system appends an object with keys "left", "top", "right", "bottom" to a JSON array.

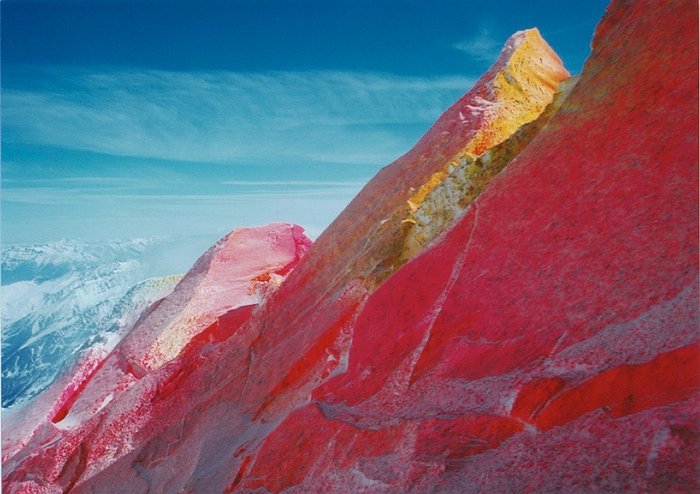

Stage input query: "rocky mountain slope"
[{"left": 3, "top": 0, "right": 698, "bottom": 492}]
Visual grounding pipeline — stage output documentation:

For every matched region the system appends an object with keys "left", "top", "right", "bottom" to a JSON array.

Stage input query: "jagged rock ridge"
[{"left": 2, "top": 0, "right": 698, "bottom": 492}]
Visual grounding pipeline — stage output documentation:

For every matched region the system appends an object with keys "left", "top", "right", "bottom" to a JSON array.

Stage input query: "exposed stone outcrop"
[{"left": 2, "top": 1, "right": 698, "bottom": 492}]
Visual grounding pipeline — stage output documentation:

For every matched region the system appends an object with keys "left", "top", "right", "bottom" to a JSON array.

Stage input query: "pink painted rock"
[
  {"left": 2, "top": 224, "right": 311, "bottom": 485},
  {"left": 3, "top": 0, "right": 698, "bottom": 492}
]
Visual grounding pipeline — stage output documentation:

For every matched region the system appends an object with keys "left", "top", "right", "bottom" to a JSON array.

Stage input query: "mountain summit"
[{"left": 3, "top": 0, "right": 698, "bottom": 492}]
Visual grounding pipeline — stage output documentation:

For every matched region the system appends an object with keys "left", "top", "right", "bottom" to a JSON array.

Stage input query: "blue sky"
[{"left": 1, "top": 0, "right": 609, "bottom": 262}]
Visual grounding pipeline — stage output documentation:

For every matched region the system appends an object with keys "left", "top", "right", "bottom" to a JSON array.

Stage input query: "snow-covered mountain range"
[{"left": 1, "top": 238, "right": 182, "bottom": 409}]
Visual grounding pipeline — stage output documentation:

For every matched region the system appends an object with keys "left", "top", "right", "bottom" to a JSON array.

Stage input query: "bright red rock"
[{"left": 3, "top": 0, "right": 698, "bottom": 492}]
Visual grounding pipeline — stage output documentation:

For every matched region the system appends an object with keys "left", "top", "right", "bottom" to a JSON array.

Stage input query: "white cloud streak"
[
  {"left": 221, "top": 180, "right": 366, "bottom": 187},
  {"left": 453, "top": 28, "right": 502, "bottom": 62},
  {"left": 4, "top": 68, "right": 474, "bottom": 166}
]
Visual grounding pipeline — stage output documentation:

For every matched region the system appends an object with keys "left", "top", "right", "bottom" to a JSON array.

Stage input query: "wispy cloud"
[
  {"left": 1, "top": 185, "right": 362, "bottom": 242},
  {"left": 221, "top": 180, "right": 366, "bottom": 187},
  {"left": 453, "top": 28, "right": 502, "bottom": 63},
  {"left": 3, "top": 177, "right": 144, "bottom": 185},
  {"left": 3, "top": 68, "right": 474, "bottom": 166}
]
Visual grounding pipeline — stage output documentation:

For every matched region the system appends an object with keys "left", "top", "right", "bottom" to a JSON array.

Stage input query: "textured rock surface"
[
  {"left": 2, "top": 224, "right": 311, "bottom": 482},
  {"left": 3, "top": 0, "right": 699, "bottom": 492},
  {"left": 311, "top": 27, "right": 569, "bottom": 288}
]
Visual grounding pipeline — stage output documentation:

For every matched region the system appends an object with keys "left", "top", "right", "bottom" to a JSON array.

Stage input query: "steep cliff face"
[
  {"left": 300, "top": 27, "right": 569, "bottom": 291},
  {"left": 3, "top": 0, "right": 699, "bottom": 492}
]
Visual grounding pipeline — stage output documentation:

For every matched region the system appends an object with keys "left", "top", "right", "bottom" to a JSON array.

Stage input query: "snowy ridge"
[{"left": 1, "top": 238, "right": 182, "bottom": 409}]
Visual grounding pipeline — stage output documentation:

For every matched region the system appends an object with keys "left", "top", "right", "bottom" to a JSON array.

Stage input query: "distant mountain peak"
[{"left": 3, "top": 0, "right": 698, "bottom": 491}]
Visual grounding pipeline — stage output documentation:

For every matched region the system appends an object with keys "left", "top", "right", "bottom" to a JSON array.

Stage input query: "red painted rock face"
[{"left": 3, "top": 0, "right": 699, "bottom": 492}]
